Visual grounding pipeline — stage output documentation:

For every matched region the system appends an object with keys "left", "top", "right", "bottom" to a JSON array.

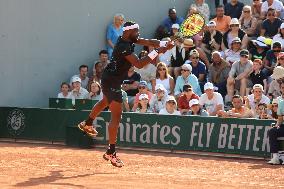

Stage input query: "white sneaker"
[{"left": 267, "top": 157, "right": 280, "bottom": 165}]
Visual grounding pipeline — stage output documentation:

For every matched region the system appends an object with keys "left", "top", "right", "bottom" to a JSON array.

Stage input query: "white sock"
[{"left": 273, "top": 153, "right": 279, "bottom": 159}]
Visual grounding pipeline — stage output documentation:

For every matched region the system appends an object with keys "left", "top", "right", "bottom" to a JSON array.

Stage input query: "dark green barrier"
[{"left": 0, "top": 107, "right": 275, "bottom": 157}]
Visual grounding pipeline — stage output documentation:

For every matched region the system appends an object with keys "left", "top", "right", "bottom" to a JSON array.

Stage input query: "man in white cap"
[
  {"left": 187, "top": 99, "right": 209, "bottom": 116},
  {"left": 159, "top": 96, "right": 181, "bottom": 115},
  {"left": 70, "top": 65, "right": 89, "bottom": 89},
  {"left": 199, "top": 82, "right": 224, "bottom": 116},
  {"left": 149, "top": 84, "right": 168, "bottom": 113},
  {"left": 70, "top": 77, "right": 89, "bottom": 100},
  {"left": 174, "top": 64, "right": 202, "bottom": 97}
]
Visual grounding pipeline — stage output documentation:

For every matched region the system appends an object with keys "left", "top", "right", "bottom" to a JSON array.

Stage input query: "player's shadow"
[{"left": 14, "top": 170, "right": 113, "bottom": 188}]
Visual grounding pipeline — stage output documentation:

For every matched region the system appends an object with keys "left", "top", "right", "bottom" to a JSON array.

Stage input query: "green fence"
[{"left": 0, "top": 107, "right": 275, "bottom": 157}]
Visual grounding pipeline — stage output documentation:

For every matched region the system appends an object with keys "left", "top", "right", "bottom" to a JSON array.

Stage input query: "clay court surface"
[{"left": 0, "top": 142, "right": 284, "bottom": 189}]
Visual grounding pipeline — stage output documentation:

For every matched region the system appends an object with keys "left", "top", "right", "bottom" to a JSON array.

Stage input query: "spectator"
[
  {"left": 222, "top": 18, "right": 248, "bottom": 50},
  {"left": 199, "top": 82, "right": 224, "bottom": 116},
  {"left": 252, "top": 0, "right": 263, "bottom": 20},
  {"left": 245, "top": 84, "right": 270, "bottom": 114},
  {"left": 88, "top": 81, "right": 103, "bottom": 100},
  {"left": 175, "top": 64, "right": 202, "bottom": 97},
  {"left": 122, "top": 66, "right": 141, "bottom": 107},
  {"left": 57, "top": 82, "right": 71, "bottom": 99},
  {"left": 159, "top": 96, "right": 181, "bottom": 115},
  {"left": 277, "top": 52, "right": 284, "bottom": 68},
  {"left": 89, "top": 61, "right": 104, "bottom": 85},
  {"left": 187, "top": 99, "right": 209, "bottom": 116},
  {"left": 270, "top": 98, "right": 279, "bottom": 119},
  {"left": 135, "top": 94, "right": 153, "bottom": 113},
  {"left": 273, "top": 23, "right": 284, "bottom": 49},
  {"left": 213, "top": 5, "right": 232, "bottom": 33},
  {"left": 171, "top": 24, "right": 180, "bottom": 37},
  {"left": 225, "top": 0, "right": 244, "bottom": 19},
  {"left": 250, "top": 36, "right": 269, "bottom": 61},
  {"left": 158, "top": 37, "right": 173, "bottom": 66},
  {"left": 218, "top": 95, "right": 253, "bottom": 118},
  {"left": 135, "top": 50, "right": 156, "bottom": 91},
  {"left": 261, "top": 8, "right": 283, "bottom": 38},
  {"left": 226, "top": 49, "right": 253, "bottom": 102},
  {"left": 215, "top": 0, "right": 228, "bottom": 9},
  {"left": 255, "top": 102, "right": 272, "bottom": 119},
  {"left": 263, "top": 41, "right": 282, "bottom": 77},
  {"left": 154, "top": 62, "right": 174, "bottom": 95},
  {"left": 261, "top": 0, "right": 284, "bottom": 19},
  {"left": 70, "top": 65, "right": 89, "bottom": 89},
  {"left": 149, "top": 84, "right": 168, "bottom": 113},
  {"left": 268, "top": 66, "right": 284, "bottom": 98},
  {"left": 162, "top": 8, "right": 184, "bottom": 36},
  {"left": 208, "top": 51, "right": 231, "bottom": 97},
  {"left": 201, "top": 21, "right": 223, "bottom": 56},
  {"left": 106, "top": 13, "right": 124, "bottom": 57},
  {"left": 278, "top": 82, "right": 284, "bottom": 101},
  {"left": 190, "top": 0, "right": 210, "bottom": 23},
  {"left": 248, "top": 59, "right": 268, "bottom": 93},
  {"left": 239, "top": 5, "right": 258, "bottom": 37},
  {"left": 122, "top": 90, "right": 130, "bottom": 112},
  {"left": 267, "top": 93, "right": 284, "bottom": 165},
  {"left": 223, "top": 37, "right": 242, "bottom": 65},
  {"left": 70, "top": 77, "right": 89, "bottom": 100},
  {"left": 95, "top": 50, "right": 110, "bottom": 69},
  {"left": 132, "top": 81, "right": 153, "bottom": 112},
  {"left": 178, "top": 84, "right": 199, "bottom": 115}
]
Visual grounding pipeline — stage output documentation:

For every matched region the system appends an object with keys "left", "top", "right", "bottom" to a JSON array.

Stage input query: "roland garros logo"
[{"left": 7, "top": 109, "right": 26, "bottom": 136}]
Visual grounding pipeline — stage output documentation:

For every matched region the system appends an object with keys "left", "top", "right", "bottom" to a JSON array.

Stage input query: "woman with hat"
[
  {"left": 135, "top": 94, "right": 153, "bottom": 113},
  {"left": 159, "top": 96, "right": 181, "bottom": 115},
  {"left": 223, "top": 37, "right": 242, "bottom": 65},
  {"left": 187, "top": 99, "right": 209, "bottom": 116},
  {"left": 221, "top": 18, "right": 248, "bottom": 50}
]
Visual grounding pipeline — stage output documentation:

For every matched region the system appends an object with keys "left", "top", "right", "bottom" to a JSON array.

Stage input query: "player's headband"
[{"left": 123, "top": 24, "right": 139, "bottom": 31}]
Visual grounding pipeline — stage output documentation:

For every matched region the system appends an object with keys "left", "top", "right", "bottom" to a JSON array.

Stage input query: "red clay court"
[{"left": 0, "top": 142, "right": 284, "bottom": 189}]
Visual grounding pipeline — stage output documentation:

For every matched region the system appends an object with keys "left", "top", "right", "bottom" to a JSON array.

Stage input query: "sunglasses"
[
  {"left": 184, "top": 88, "right": 193, "bottom": 92},
  {"left": 274, "top": 49, "right": 281, "bottom": 53},
  {"left": 230, "top": 24, "right": 239, "bottom": 27},
  {"left": 267, "top": 13, "right": 275, "bottom": 16},
  {"left": 158, "top": 68, "right": 166, "bottom": 71},
  {"left": 181, "top": 69, "right": 189, "bottom": 72},
  {"left": 141, "top": 98, "right": 148, "bottom": 101},
  {"left": 167, "top": 100, "right": 176, "bottom": 104},
  {"left": 191, "top": 57, "right": 199, "bottom": 59},
  {"left": 241, "top": 55, "right": 249, "bottom": 58},
  {"left": 138, "top": 86, "right": 146, "bottom": 89},
  {"left": 156, "top": 90, "right": 164, "bottom": 93}
]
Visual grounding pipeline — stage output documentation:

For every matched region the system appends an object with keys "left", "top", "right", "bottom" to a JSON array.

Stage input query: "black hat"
[{"left": 240, "top": 49, "right": 249, "bottom": 57}]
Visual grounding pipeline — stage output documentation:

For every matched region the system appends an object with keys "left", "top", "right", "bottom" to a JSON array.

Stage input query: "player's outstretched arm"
[{"left": 136, "top": 38, "right": 162, "bottom": 48}]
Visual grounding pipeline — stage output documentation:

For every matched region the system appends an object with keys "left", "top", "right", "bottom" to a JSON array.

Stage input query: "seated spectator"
[
  {"left": 57, "top": 82, "right": 71, "bottom": 99},
  {"left": 199, "top": 82, "right": 224, "bottom": 116},
  {"left": 122, "top": 90, "right": 130, "bottom": 112},
  {"left": 95, "top": 50, "right": 110, "bottom": 69},
  {"left": 268, "top": 66, "right": 284, "bottom": 98},
  {"left": 213, "top": 5, "right": 232, "bottom": 33},
  {"left": 159, "top": 96, "right": 181, "bottom": 115},
  {"left": 122, "top": 66, "right": 141, "bottom": 107},
  {"left": 190, "top": 0, "right": 210, "bottom": 23},
  {"left": 89, "top": 61, "right": 104, "bottom": 85},
  {"left": 223, "top": 37, "right": 242, "bottom": 65},
  {"left": 149, "top": 84, "right": 168, "bottom": 113},
  {"left": 226, "top": 49, "right": 253, "bottom": 102},
  {"left": 261, "top": 8, "right": 283, "bottom": 38},
  {"left": 106, "top": 13, "right": 124, "bottom": 57},
  {"left": 239, "top": 5, "right": 258, "bottom": 37},
  {"left": 70, "top": 65, "right": 89, "bottom": 89},
  {"left": 255, "top": 103, "right": 272, "bottom": 119},
  {"left": 154, "top": 62, "right": 174, "bottom": 95},
  {"left": 175, "top": 64, "right": 202, "bottom": 97},
  {"left": 187, "top": 99, "right": 209, "bottom": 116},
  {"left": 261, "top": 0, "right": 284, "bottom": 19},
  {"left": 222, "top": 18, "right": 248, "bottom": 50},
  {"left": 135, "top": 94, "right": 153, "bottom": 113},
  {"left": 250, "top": 36, "right": 269, "bottom": 61},
  {"left": 178, "top": 84, "right": 199, "bottom": 115},
  {"left": 185, "top": 49, "right": 207, "bottom": 90},
  {"left": 267, "top": 94, "right": 284, "bottom": 164},
  {"left": 171, "top": 24, "right": 180, "bottom": 37},
  {"left": 88, "top": 81, "right": 103, "bottom": 100},
  {"left": 132, "top": 81, "right": 153, "bottom": 112},
  {"left": 201, "top": 21, "right": 223, "bottom": 56},
  {"left": 277, "top": 52, "right": 284, "bottom": 68},
  {"left": 135, "top": 50, "right": 156, "bottom": 91},
  {"left": 270, "top": 98, "right": 279, "bottom": 119},
  {"left": 248, "top": 59, "right": 268, "bottom": 93},
  {"left": 162, "top": 8, "right": 184, "bottom": 36},
  {"left": 245, "top": 84, "right": 270, "bottom": 114},
  {"left": 70, "top": 77, "right": 89, "bottom": 100},
  {"left": 218, "top": 95, "right": 253, "bottom": 118},
  {"left": 158, "top": 38, "right": 173, "bottom": 67},
  {"left": 252, "top": 0, "right": 263, "bottom": 21},
  {"left": 273, "top": 23, "right": 284, "bottom": 48},
  {"left": 208, "top": 51, "right": 231, "bottom": 97},
  {"left": 263, "top": 41, "right": 282, "bottom": 77},
  {"left": 225, "top": 0, "right": 244, "bottom": 19}
]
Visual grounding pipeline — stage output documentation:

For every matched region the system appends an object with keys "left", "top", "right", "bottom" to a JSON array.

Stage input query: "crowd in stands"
[{"left": 56, "top": 0, "right": 284, "bottom": 164}]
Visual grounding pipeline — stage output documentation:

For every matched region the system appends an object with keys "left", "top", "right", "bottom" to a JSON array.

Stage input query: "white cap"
[
  {"left": 172, "top": 23, "right": 180, "bottom": 29},
  {"left": 207, "top": 20, "right": 216, "bottom": 27},
  {"left": 272, "top": 99, "right": 279, "bottom": 104},
  {"left": 166, "top": 95, "right": 177, "bottom": 104},
  {"left": 139, "top": 93, "right": 149, "bottom": 100},
  {"left": 189, "top": 49, "right": 199, "bottom": 56},
  {"left": 281, "top": 23, "right": 284, "bottom": 29},
  {"left": 72, "top": 77, "right": 81, "bottom": 83},
  {"left": 204, "top": 82, "right": 214, "bottom": 90},
  {"left": 155, "top": 84, "right": 166, "bottom": 92},
  {"left": 189, "top": 99, "right": 199, "bottom": 107},
  {"left": 253, "top": 84, "right": 264, "bottom": 91},
  {"left": 271, "top": 66, "right": 284, "bottom": 80},
  {"left": 230, "top": 18, "right": 239, "bottom": 25},
  {"left": 252, "top": 36, "right": 267, "bottom": 48},
  {"left": 181, "top": 64, "right": 192, "bottom": 72}
]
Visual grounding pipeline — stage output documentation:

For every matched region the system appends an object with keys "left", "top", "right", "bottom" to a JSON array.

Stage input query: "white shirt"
[
  {"left": 70, "top": 87, "right": 89, "bottom": 100},
  {"left": 57, "top": 92, "right": 71, "bottom": 99},
  {"left": 199, "top": 92, "right": 224, "bottom": 114},
  {"left": 272, "top": 34, "right": 284, "bottom": 49},
  {"left": 159, "top": 108, "right": 181, "bottom": 115},
  {"left": 261, "top": 0, "right": 284, "bottom": 13},
  {"left": 248, "top": 94, "right": 270, "bottom": 111}
]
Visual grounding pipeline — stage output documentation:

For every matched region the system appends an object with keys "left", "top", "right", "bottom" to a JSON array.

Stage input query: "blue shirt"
[
  {"left": 278, "top": 98, "right": 284, "bottom": 124},
  {"left": 162, "top": 17, "right": 184, "bottom": 33},
  {"left": 174, "top": 74, "right": 202, "bottom": 96},
  {"left": 106, "top": 24, "right": 123, "bottom": 57},
  {"left": 185, "top": 61, "right": 206, "bottom": 80}
]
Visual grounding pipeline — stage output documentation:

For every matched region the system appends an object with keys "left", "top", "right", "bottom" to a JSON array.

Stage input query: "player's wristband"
[
  {"left": 159, "top": 41, "right": 168, "bottom": 47},
  {"left": 148, "top": 50, "right": 158, "bottom": 60}
]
